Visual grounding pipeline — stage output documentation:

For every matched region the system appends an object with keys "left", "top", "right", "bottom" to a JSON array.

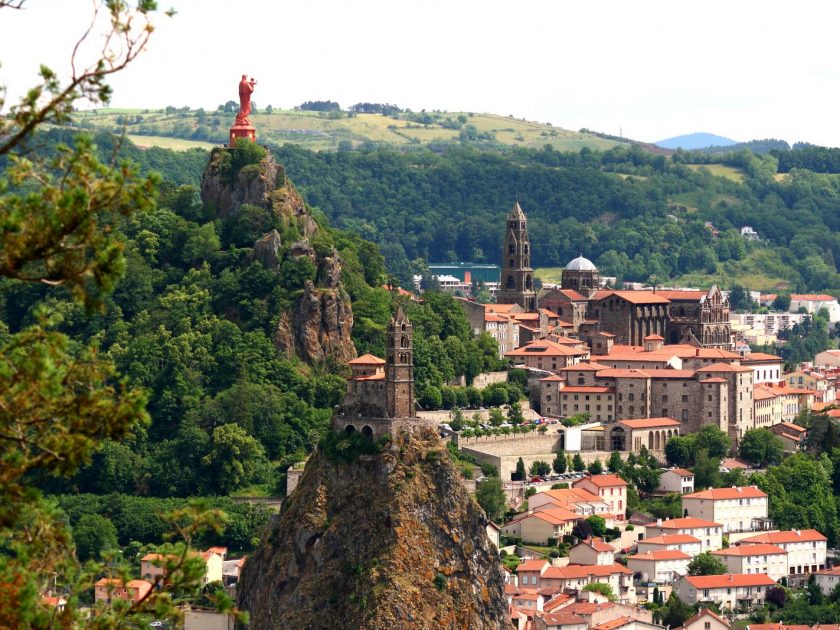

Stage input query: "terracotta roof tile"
[
  {"left": 683, "top": 486, "right": 767, "bottom": 500},
  {"left": 683, "top": 573, "right": 776, "bottom": 588}
]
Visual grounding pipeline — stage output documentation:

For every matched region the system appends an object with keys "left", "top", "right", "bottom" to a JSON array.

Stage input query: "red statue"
[
  {"left": 230, "top": 74, "right": 257, "bottom": 147},
  {"left": 236, "top": 74, "right": 257, "bottom": 125}
]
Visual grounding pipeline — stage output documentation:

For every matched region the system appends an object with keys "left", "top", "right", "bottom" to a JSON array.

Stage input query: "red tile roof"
[
  {"left": 506, "top": 340, "right": 590, "bottom": 358},
  {"left": 594, "top": 368, "right": 651, "bottom": 379},
  {"left": 559, "top": 362, "right": 611, "bottom": 372},
  {"left": 711, "top": 544, "right": 786, "bottom": 557},
  {"left": 540, "top": 488, "right": 603, "bottom": 505},
  {"left": 540, "top": 374, "right": 565, "bottom": 382},
  {"left": 740, "top": 529, "right": 827, "bottom": 544},
  {"left": 573, "top": 474, "right": 627, "bottom": 488},
  {"left": 791, "top": 294, "right": 837, "bottom": 301},
  {"left": 683, "top": 486, "right": 767, "bottom": 500},
  {"left": 542, "top": 612, "right": 588, "bottom": 626},
  {"left": 816, "top": 566, "right": 840, "bottom": 576},
  {"left": 683, "top": 573, "right": 776, "bottom": 588},
  {"left": 641, "top": 534, "right": 702, "bottom": 545},
  {"left": 741, "top": 352, "right": 783, "bottom": 362},
  {"left": 542, "top": 563, "right": 632, "bottom": 579},
  {"left": 629, "top": 549, "right": 691, "bottom": 561},
  {"left": 347, "top": 353, "right": 386, "bottom": 365},
  {"left": 680, "top": 608, "right": 731, "bottom": 629},
  {"left": 663, "top": 468, "right": 694, "bottom": 477},
  {"left": 516, "top": 559, "right": 549, "bottom": 573},
  {"left": 654, "top": 517, "right": 722, "bottom": 529},
  {"left": 592, "top": 616, "right": 634, "bottom": 630},
  {"left": 510, "top": 506, "right": 579, "bottom": 526},
  {"left": 747, "top": 624, "right": 810, "bottom": 630},
  {"left": 655, "top": 290, "right": 708, "bottom": 301},
  {"left": 577, "top": 537, "right": 614, "bottom": 552},
  {"left": 696, "top": 362, "right": 753, "bottom": 373},
  {"left": 599, "top": 290, "right": 671, "bottom": 305},
  {"left": 618, "top": 417, "right": 680, "bottom": 429},
  {"left": 700, "top": 377, "right": 728, "bottom": 384}
]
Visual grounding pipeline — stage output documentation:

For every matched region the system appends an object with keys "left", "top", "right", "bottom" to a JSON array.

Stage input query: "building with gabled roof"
[
  {"left": 657, "top": 468, "right": 695, "bottom": 495},
  {"left": 739, "top": 529, "right": 827, "bottom": 577},
  {"left": 645, "top": 518, "right": 723, "bottom": 552},
  {"left": 711, "top": 544, "right": 788, "bottom": 580},
  {"left": 675, "top": 573, "right": 776, "bottom": 609},
  {"left": 568, "top": 537, "right": 615, "bottom": 566},
  {"left": 675, "top": 608, "right": 731, "bottom": 630},
  {"left": 627, "top": 549, "right": 691, "bottom": 583},
  {"left": 573, "top": 475, "right": 628, "bottom": 521},
  {"left": 681, "top": 486, "right": 769, "bottom": 534},
  {"left": 637, "top": 534, "right": 703, "bottom": 557},
  {"left": 94, "top": 578, "right": 153, "bottom": 604},
  {"left": 506, "top": 338, "right": 590, "bottom": 373}
]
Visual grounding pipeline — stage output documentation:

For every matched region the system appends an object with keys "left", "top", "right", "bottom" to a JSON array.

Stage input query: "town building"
[
  {"left": 657, "top": 468, "right": 695, "bottom": 495},
  {"left": 501, "top": 505, "right": 579, "bottom": 544},
  {"left": 813, "top": 566, "right": 840, "bottom": 596},
  {"left": 637, "top": 534, "right": 703, "bottom": 558},
  {"left": 644, "top": 518, "right": 723, "bottom": 552},
  {"left": 497, "top": 201, "right": 537, "bottom": 311},
  {"left": 516, "top": 561, "right": 636, "bottom": 604},
  {"left": 710, "top": 544, "right": 788, "bottom": 581},
  {"left": 141, "top": 550, "right": 224, "bottom": 586},
  {"left": 94, "top": 578, "right": 153, "bottom": 604},
  {"left": 626, "top": 550, "right": 691, "bottom": 583},
  {"left": 572, "top": 474, "right": 628, "bottom": 522},
  {"left": 506, "top": 338, "right": 590, "bottom": 372},
  {"left": 741, "top": 353, "right": 784, "bottom": 385},
  {"left": 790, "top": 294, "right": 840, "bottom": 322},
  {"left": 675, "top": 573, "right": 776, "bottom": 610},
  {"left": 675, "top": 608, "right": 731, "bottom": 630},
  {"left": 769, "top": 422, "right": 807, "bottom": 453},
  {"left": 816, "top": 350, "right": 840, "bottom": 369},
  {"left": 681, "top": 486, "right": 770, "bottom": 534},
  {"left": 568, "top": 537, "right": 616, "bottom": 566},
  {"left": 738, "top": 529, "right": 827, "bottom": 577}
]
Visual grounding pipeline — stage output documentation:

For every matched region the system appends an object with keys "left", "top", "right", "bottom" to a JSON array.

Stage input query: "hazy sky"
[{"left": 2, "top": 0, "right": 840, "bottom": 146}]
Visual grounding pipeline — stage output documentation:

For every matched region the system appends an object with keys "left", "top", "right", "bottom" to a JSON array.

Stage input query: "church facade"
[
  {"left": 333, "top": 306, "right": 434, "bottom": 440},
  {"left": 496, "top": 202, "right": 733, "bottom": 349}
]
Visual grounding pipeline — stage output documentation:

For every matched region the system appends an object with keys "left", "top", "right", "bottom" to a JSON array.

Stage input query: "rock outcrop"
[
  {"left": 201, "top": 147, "right": 356, "bottom": 363},
  {"left": 237, "top": 429, "right": 509, "bottom": 629}
]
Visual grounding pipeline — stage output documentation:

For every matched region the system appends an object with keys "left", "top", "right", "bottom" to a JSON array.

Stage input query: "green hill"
[{"left": 70, "top": 107, "right": 632, "bottom": 152}]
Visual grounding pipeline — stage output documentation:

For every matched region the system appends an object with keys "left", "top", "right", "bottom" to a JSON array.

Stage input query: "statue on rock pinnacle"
[{"left": 229, "top": 74, "right": 258, "bottom": 147}]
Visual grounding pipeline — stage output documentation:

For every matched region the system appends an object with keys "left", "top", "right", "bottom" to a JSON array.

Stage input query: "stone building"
[
  {"left": 659, "top": 288, "right": 732, "bottom": 348},
  {"left": 332, "top": 306, "right": 433, "bottom": 439},
  {"left": 496, "top": 201, "right": 537, "bottom": 311}
]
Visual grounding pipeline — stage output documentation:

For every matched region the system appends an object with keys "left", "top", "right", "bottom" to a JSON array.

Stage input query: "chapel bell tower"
[
  {"left": 385, "top": 306, "right": 414, "bottom": 418},
  {"left": 497, "top": 201, "right": 537, "bottom": 311}
]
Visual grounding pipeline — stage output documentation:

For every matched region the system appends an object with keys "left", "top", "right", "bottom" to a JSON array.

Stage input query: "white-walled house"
[
  {"left": 637, "top": 534, "right": 703, "bottom": 558},
  {"left": 676, "top": 608, "right": 731, "bottom": 630},
  {"left": 657, "top": 469, "right": 695, "bottom": 495},
  {"left": 710, "top": 544, "right": 788, "bottom": 581},
  {"left": 814, "top": 566, "right": 840, "bottom": 596},
  {"left": 681, "top": 487, "right": 769, "bottom": 534},
  {"left": 675, "top": 574, "right": 776, "bottom": 610},
  {"left": 644, "top": 518, "right": 723, "bottom": 552},
  {"left": 572, "top": 474, "right": 628, "bottom": 522},
  {"left": 627, "top": 549, "right": 691, "bottom": 583},
  {"left": 739, "top": 529, "right": 827, "bottom": 577},
  {"left": 568, "top": 537, "right": 615, "bottom": 566}
]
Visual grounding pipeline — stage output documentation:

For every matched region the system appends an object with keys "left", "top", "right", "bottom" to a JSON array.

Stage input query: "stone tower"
[
  {"left": 385, "top": 305, "right": 414, "bottom": 418},
  {"left": 497, "top": 201, "right": 537, "bottom": 311}
]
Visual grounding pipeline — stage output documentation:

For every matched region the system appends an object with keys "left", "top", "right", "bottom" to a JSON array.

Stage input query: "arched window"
[
  {"left": 525, "top": 275, "right": 532, "bottom": 290},
  {"left": 399, "top": 353, "right": 407, "bottom": 363},
  {"left": 401, "top": 323, "right": 406, "bottom": 332},
  {"left": 507, "top": 275, "right": 515, "bottom": 289},
  {"left": 524, "top": 244, "right": 529, "bottom": 254},
  {"left": 400, "top": 336, "right": 408, "bottom": 348},
  {"left": 509, "top": 244, "right": 515, "bottom": 254},
  {"left": 510, "top": 259, "right": 514, "bottom": 267}
]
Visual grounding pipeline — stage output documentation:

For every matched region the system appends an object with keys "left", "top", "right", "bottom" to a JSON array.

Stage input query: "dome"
[{"left": 565, "top": 255, "right": 597, "bottom": 272}]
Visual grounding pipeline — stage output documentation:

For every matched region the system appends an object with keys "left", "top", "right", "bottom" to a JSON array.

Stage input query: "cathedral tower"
[
  {"left": 385, "top": 306, "right": 414, "bottom": 418},
  {"left": 497, "top": 201, "right": 537, "bottom": 311}
]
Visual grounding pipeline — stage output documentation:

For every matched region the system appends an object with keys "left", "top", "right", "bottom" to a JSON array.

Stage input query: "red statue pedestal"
[{"left": 229, "top": 123, "right": 256, "bottom": 147}]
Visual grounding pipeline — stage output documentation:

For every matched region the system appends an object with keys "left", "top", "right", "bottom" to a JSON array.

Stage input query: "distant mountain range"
[{"left": 655, "top": 133, "right": 738, "bottom": 150}]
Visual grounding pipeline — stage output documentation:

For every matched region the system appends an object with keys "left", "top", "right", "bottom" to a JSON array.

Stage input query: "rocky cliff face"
[
  {"left": 237, "top": 429, "right": 509, "bottom": 629},
  {"left": 201, "top": 148, "right": 355, "bottom": 363}
]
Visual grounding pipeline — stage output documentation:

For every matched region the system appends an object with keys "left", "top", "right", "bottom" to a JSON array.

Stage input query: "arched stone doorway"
[
  {"left": 361, "top": 425, "right": 373, "bottom": 439},
  {"left": 344, "top": 424, "right": 357, "bottom": 435}
]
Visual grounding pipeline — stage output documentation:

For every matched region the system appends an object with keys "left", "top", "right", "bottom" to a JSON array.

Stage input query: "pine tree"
[
  {"left": 572, "top": 453, "right": 586, "bottom": 472},
  {"left": 515, "top": 457, "right": 526, "bottom": 481},
  {"left": 553, "top": 450, "right": 567, "bottom": 474}
]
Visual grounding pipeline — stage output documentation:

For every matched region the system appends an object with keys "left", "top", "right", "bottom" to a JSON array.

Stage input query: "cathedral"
[{"left": 497, "top": 202, "right": 733, "bottom": 349}]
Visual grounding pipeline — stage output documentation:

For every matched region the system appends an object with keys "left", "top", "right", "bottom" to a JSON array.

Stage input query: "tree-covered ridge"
[
  {"left": 271, "top": 142, "right": 840, "bottom": 293},
  {"left": 1, "top": 132, "right": 500, "bottom": 501}
]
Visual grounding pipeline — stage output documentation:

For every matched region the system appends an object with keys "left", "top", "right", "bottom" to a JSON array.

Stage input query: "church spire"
[{"left": 497, "top": 201, "right": 536, "bottom": 311}]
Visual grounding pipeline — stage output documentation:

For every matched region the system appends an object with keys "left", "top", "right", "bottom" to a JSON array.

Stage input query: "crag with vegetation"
[{"left": 238, "top": 429, "right": 508, "bottom": 629}]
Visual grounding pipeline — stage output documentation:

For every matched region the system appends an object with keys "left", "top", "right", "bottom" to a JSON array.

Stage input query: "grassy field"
[
  {"left": 125, "top": 134, "right": 215, "bottom": 151},
  {"left": 534, "top": 267, "right": 566, "bottom": 284},
  {"left": 72, "top": 107, "right": 630, "bottom": 153},
  {"left": 686, "top": 163, "right": 745, "bottom": 182}
]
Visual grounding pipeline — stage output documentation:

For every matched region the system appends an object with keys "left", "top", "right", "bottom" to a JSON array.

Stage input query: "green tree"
[
  {"left": 661, "top": 593, "right": 694, "bottom": 628},
  {"left": 607, "top": 451, "right": 624, "bottom": 473},
  {"left": 693, "top": 448, "right": 721, "bottom": 490},
  {"left": 587, "top": 515, "right": 607, "bottom": 537},
  {"left": 773, "top": 294, "right": 791, "bottom": 312},
  {"left": 72, "top": 513, "right": 118, "bottom": 562},
  {"left": 687, "top": 551, "right": 727, "bottom": 576},
  {"left": 739, "top": 428, "right": 785, "bottom": 467},
  {"left": 553, "top": 450, "right": 567, "bottom": 474},
  {"left": 507, "top": 401, "right": 525, "bottom": 425},
  {"left": 588, "top": 458, "right": 604, "bottom": 475},
  {"left": 582, "top": 582, "right": 616, "bottom": 602},
  {"left": 665, "top": 435, "right": 695, "bottom": 467},
  {"left": 0, "top": 3, "right": 236, "bottom": 627},
  {"left": 530, "top": 460, "right": 551, "bottom": 477},
  {"left": 572, "top": 453, "right": 586, "bottom": 472},
  {"left": 694, "top": 425, "right": 731, "bottom": 459},
  {"left": 514, "top": 457, "right": 526, "bottom": 481},
  {"left": 201, "top": 424, "right": 271, "bottom": 494},
  {"left": 475, "top": 477, "right": 507, "bottom": 522}
]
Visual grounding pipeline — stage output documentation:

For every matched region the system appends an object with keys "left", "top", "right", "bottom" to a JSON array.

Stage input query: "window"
[{"left": 705, "top": 623, "right": 711, "bottom": 629}]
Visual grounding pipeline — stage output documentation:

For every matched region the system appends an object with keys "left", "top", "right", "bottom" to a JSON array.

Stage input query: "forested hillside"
[
  {"left": 1, "top": 132, "right": 503, "bottom": 509},
  {"left": 273, "top": 143, "right": 840, "bottom": 293}
]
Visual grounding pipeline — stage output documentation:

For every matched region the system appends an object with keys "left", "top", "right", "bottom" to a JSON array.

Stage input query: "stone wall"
[{"left": 473, "top": 371, "right": 509, "bottom": 389}]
